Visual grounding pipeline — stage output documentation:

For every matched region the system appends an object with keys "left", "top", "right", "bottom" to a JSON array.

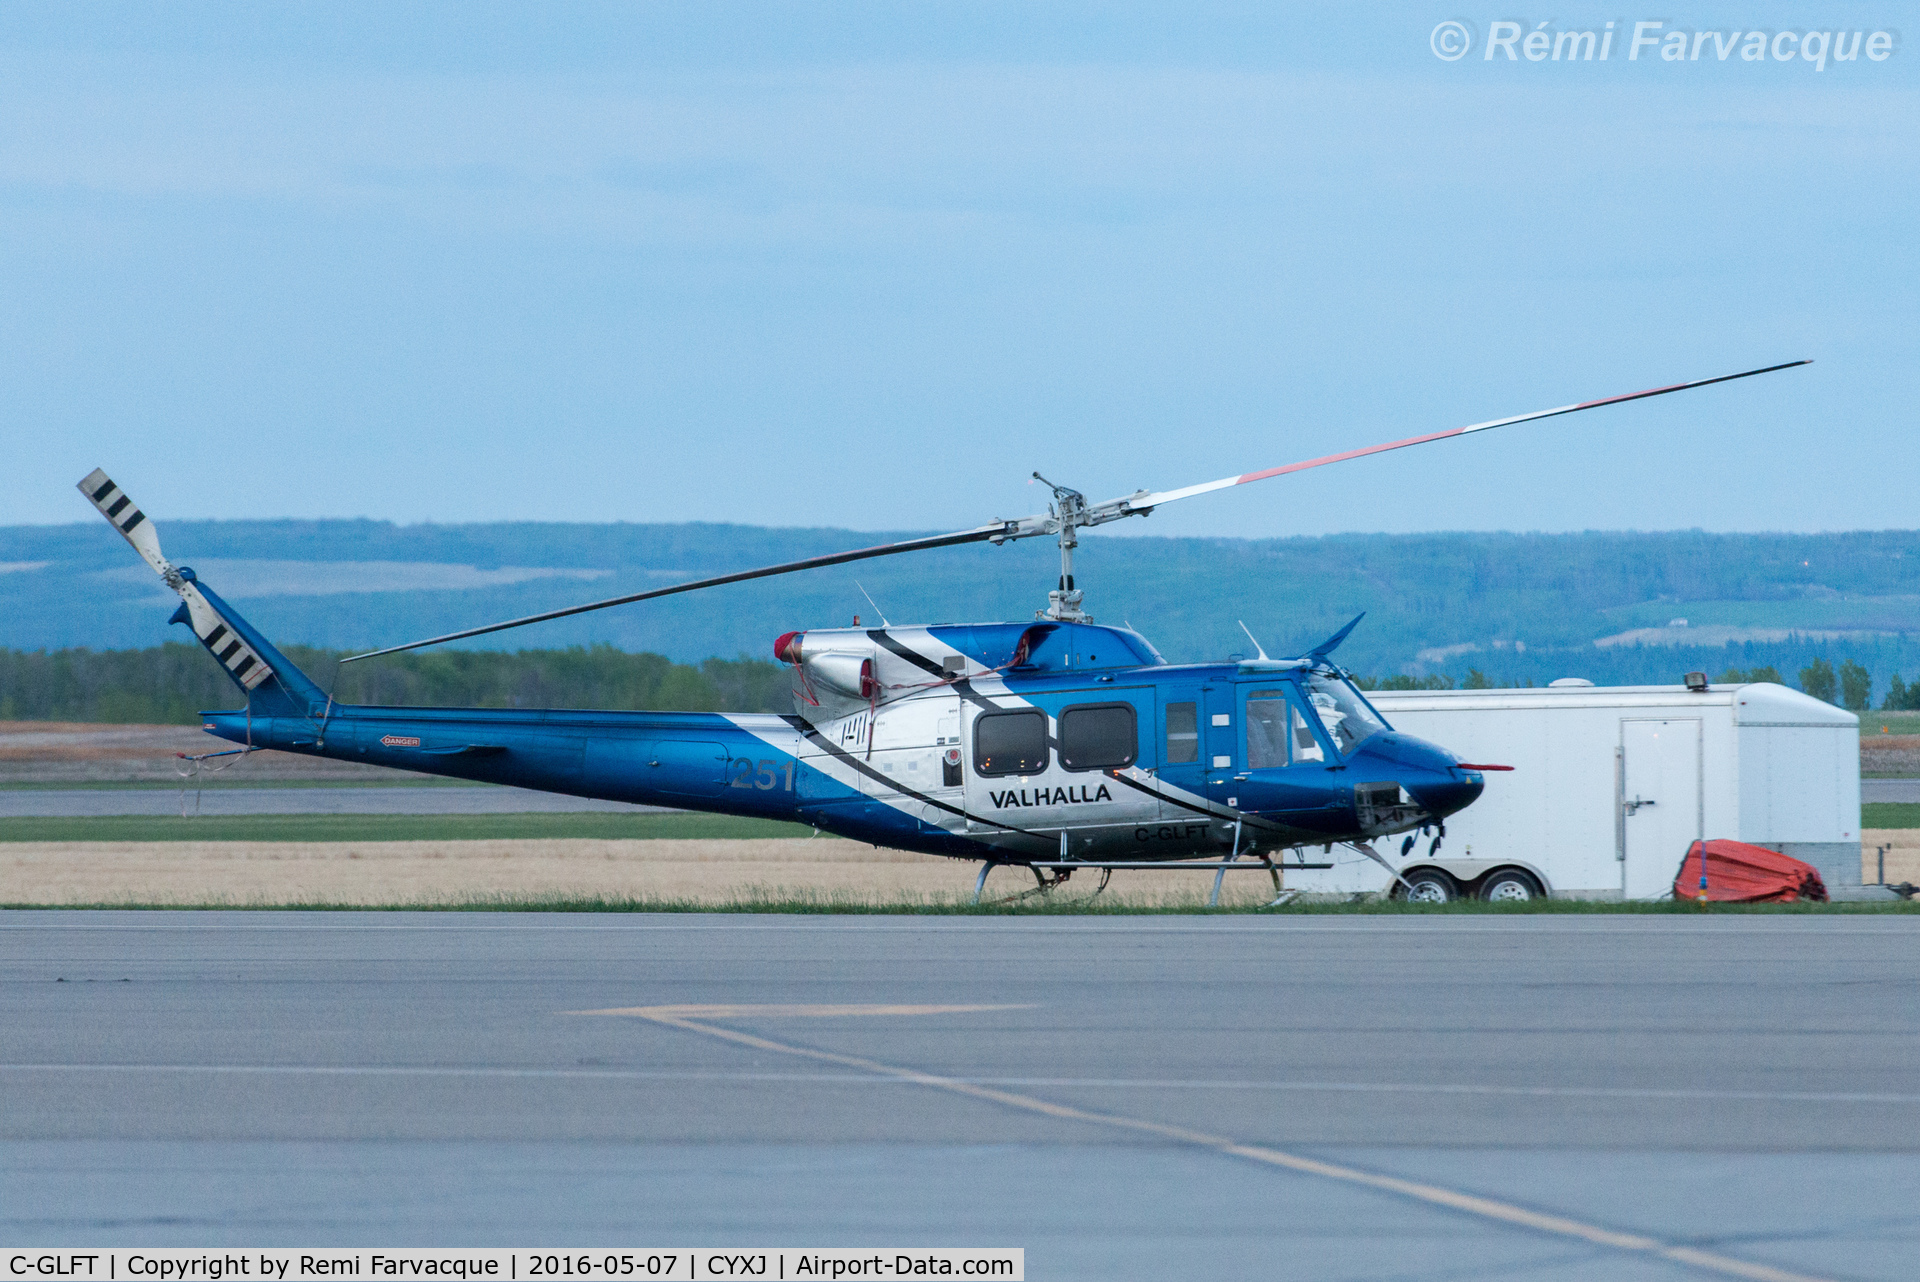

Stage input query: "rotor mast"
[
  {"left": 1029, "top": 473, "right": 1161, "bottom": 622},
  {"left": 1010, "top": 472, "right": 1163, "bottom": 622},
  {"left": 1031, "top": 473, "right": 1089, "bottom": 621}
]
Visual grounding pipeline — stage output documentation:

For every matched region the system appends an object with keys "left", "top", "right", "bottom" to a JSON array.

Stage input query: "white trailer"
[{"left": 1284, "top": 682, "right": 1861, "bottom": 901}]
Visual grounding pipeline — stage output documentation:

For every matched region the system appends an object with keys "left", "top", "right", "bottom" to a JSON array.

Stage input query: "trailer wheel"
[
  {"left": 1396, "top": 869, "right": 1457, "bottom": 904},
  {"left": 1480, "top": 868, "right": 1545, "bottom": 902}
]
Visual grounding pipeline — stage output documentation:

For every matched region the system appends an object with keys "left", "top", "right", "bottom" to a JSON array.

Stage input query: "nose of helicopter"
[
  {"left": 1352, "top": 732, "right": 1485, "bottom": 819},
  {"left": 1405, "top": 766, "right": 1484, "bottom": 819}
]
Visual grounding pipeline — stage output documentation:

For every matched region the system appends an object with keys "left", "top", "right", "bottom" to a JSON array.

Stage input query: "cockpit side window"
[
  {"left": 1290, "top": 700, "right": 1326, "bottom": 763},
  {"left": 1300, "top": 672, "right": 1390, "bottom": 758}
]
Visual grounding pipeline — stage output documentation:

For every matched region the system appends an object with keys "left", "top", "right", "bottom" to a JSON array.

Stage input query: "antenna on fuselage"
[
  {"left": 1236, "top": 621, "right": 1271, "bottom": 662},
  {"left": 854, "top": 581, "right": 891, "bottom": 627}
]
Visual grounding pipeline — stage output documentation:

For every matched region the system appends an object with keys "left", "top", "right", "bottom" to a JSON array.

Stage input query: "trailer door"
[{"left": 1620, "top": 719, "right": 1702, "bottom": 898}]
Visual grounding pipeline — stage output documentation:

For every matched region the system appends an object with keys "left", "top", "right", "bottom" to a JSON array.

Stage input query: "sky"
[{"left": 3, "top": 2, "right": 1914, "bottom": 541}]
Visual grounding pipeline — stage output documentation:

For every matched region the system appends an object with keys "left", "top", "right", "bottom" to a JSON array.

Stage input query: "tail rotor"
[{"left": 77, "top": 469, "right": 276, "bottom": 692}]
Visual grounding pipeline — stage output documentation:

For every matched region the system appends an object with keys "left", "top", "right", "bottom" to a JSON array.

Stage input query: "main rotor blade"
[
  {"left": 1113, "top": 360, "right": 1811, "bottom": 513},
  {"left": 346, "top": 359, "right": 1810, "bottom": 661},
  {"left": 342, "top": 523, "right": 1011, "bottom": 662}
]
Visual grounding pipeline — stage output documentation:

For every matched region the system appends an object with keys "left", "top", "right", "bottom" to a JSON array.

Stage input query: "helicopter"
[{"left": 79, "top": 359, "right": 1807, "bottom": 902}]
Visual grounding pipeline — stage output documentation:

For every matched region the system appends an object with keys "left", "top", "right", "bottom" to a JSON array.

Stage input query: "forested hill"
[
  {"left": 5, "top": 519, "right": 1920, "bottom": 702},
  {"left": 0, "top": 644, "right": 789, "bottom": 725}
]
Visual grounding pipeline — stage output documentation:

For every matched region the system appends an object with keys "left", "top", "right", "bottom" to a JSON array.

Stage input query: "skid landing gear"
[
  {"left": 970, "top": 861, "right": 1072, "bottom": 906},
  {"left": 1206, "top": 826, "right": 1295, "bottom": 909},
  {"left": 1209, "top": 853, "right": 1286, "bottom": 908},
  {"left": 1031, "top": 865, "right": 1074, "bottom": 892},
  {"left": 982, "top": 865, "right": 1073, "bottom": 907},
  {"left": 970, "top": 862, "right": 1112, "bottom": 908},
  {"left": 976, "top": 849, "right": 1335, "bottom": 910},
  {"left": 972, "top": 861, "right": 995, "bottom": 904}
]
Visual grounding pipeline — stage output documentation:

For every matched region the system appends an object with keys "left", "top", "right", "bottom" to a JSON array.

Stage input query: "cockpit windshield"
[{"left": 1302, "top": 673, "right": 1390, "bottom": 756}]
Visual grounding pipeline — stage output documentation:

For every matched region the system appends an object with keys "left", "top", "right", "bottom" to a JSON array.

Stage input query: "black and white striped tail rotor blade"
[
  {"left": 76, "top": 467, "right": 275, "bottom": 691},
  {"left": 175, "top": 582, "right": 275, "bottom": 690},
  {"left": 77, "top": 468, "right": 174, "bottom": 583},
  {"left": 171, "top": 583, "right": 274, "bottom": 687}
]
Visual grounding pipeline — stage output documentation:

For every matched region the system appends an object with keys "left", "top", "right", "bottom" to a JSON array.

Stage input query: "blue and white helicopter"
[{"left": 81, "top": 360, "right": 1805, "bottom": 902}]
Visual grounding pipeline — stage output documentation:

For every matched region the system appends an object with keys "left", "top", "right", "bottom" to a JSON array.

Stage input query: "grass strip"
[
  {"left": 1862, "top": 803, "right": 1920, "bottom": 828},
  {"left": 0, "top": 812, "right": 813, "bottom": 843},
  {"left": 4, "top": 893, "right": 1916, "bottom": 914}
]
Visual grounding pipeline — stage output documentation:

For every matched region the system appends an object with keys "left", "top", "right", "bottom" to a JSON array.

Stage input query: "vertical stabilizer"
[
  {"left": 169, "top": 578, "right": 276, "bottom": 691},
  {"left": 178, "top": 572, "right": 327, "bottom": 712}
]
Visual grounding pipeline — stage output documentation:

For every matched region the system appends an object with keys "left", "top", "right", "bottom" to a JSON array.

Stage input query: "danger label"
[{"left": 380, "top": 735, "right": 422, "bottom": 748}]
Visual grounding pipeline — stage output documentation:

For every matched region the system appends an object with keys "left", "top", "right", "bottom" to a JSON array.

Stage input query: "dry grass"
[
  {"left": 7, "top": 832, "right": 1912, "bottom": 902},
  {"left": 1862, "top": 830, "right": 1920, "bottom": 885},
  {"left": 0, "top": 836, "right": 1285, "bottom": 908},
  {"left": 8, "top": 835, "right": 1914, "bottom": 910}
]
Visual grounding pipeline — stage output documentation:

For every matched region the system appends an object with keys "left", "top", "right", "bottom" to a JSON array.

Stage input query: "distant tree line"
[
  {"left": 17, "top": 519, "right": 1920, "bottom": 684},
  {"left": 1354, "top": 674, "right": 1459, "bottom": 691},
  {"left": 0, "top": 643, "right": 793, "bottom": 724},
  {"left": 1354, "top": 672, "right": 1518, "bottom": 691},
  {"left": 11, "top": 639, "right": 1920, "bottom": 728}
]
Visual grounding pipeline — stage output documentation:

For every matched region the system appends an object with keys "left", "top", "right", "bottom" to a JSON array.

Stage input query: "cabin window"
[
  {"left": 1059, "top": 703, "right": 1137, "bottom": 771},
  {"left": 1245, "top": 689, "right": 1291, "bottom": 769},
  {"left": 1165, "top": 701, "right": 1199, "bottom": 764},
  {"left": 974, "top": 709, "right": 1048, "bottom": 776}
]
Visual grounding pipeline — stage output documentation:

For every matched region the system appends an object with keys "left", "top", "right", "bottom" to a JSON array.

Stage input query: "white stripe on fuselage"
[{"left": 730, "top": 633, "right": 1281, "bottom": 859}]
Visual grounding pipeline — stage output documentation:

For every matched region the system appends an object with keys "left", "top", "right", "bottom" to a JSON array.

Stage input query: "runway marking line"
[
  {"left": 576, "top": 1003, "right": 1034, "bottom": 1019},
  {"left": 583, "top": 1005, "right": 1835, "bottom": 1282}
]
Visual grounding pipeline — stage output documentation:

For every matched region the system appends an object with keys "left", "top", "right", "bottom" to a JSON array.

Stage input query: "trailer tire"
[
  {"left": 1480, "top": 868, "right": 1545, "bottom": 902},
  {"left": 1396, "top": 869, "right": 1458, "bottom": 904}
]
